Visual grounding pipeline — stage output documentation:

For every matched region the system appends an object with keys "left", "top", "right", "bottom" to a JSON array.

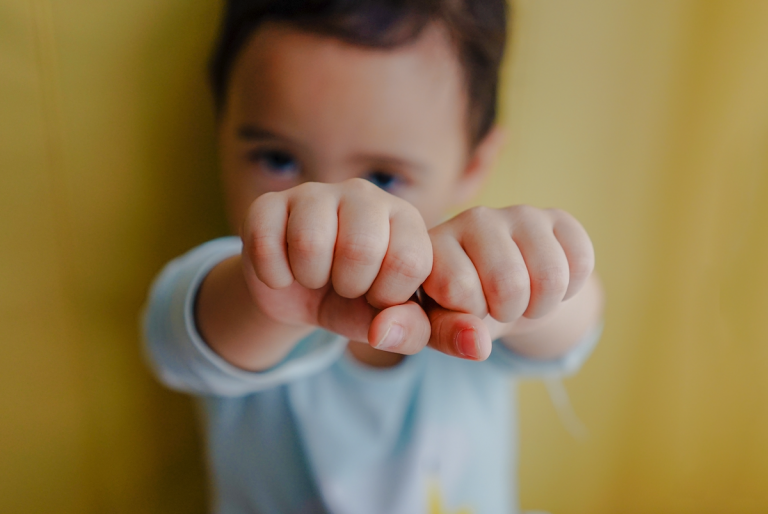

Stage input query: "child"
[{"left": 143, "top": 1, "right": 604, "bottom": 512}]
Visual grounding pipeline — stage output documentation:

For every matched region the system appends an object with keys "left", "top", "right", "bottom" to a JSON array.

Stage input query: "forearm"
[
  {"left": 195, "top": 254, "right": 313, "bottom": 371},
  {"left": 489, "top": 272, "right": 604, "bottom": 359}
]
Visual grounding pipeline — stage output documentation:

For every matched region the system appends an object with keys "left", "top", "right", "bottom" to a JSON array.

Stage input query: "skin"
[{"left": 196, "top": 23, "right": 604, "bottom": 370}]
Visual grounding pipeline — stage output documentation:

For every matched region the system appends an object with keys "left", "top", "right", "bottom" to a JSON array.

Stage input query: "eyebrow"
[{"left": 237, "top": 124, "right": 284, "bottom": 141}]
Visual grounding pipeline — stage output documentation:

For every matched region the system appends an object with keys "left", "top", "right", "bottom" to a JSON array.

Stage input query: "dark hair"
[{"left": 209, "top": 0, "right": 508, "bottom": 146}]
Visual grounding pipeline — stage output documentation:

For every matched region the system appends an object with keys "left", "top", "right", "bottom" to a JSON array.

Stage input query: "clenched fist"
[
  {"left": 240, "top": 178, "right": 434, "bottom": 350},
  {"left": 422, "top": 205, "right": 595, "bottom": 359}
]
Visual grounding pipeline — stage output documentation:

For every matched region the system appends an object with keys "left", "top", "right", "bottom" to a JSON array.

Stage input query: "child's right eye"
[
  {"left": 365, "top": 170, "right": 402, "bottom": 192},
  {"left": 249, "top": 150, "right": 300, "bottom": 178}
]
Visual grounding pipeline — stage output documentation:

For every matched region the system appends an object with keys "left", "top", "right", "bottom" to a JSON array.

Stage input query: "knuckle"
[
  {"left": 253, "top": 190, "right": 279, "bottom": 206},
  {"left": 365, "top": 290, "right": 390, "bottom": 310},
  {"left": 294, "top": 181, "right": 325, "bottom": 197},
  {"left": 250, "top": 191, "right": 285, "bottom": 217},
  {"left": 485, "top": 265, "right": 529, "bottom": 305},
  {"left": 396, "top": 200, "right": 425, "bottom": 224},
  {"left": 433, "top": 272, "right": 478, "bottom": 310},
  {"left": 288, "top": 229, "right": 329, "bottom": 258},
  {"left": 247, "top": 233, "right": 283, "bottom": 263},
  {"left": 245, "top": 199, "right": 270, "bottom": 230},
  {"left": 460, "top": 205, "right": 495, "bottom": 225},
  {"left": 339, "top": 233, "right": 383, "bottom": 266},
  {"left": 383, "top": 249, "right": 431, "bottom": 283},
  {"left": 569, "top": 252, "right": 595, "bottom": 281},
  {"left": 345, "top": 177, "right": 378, "bottom": 195},
  {"left": 506, "top": 204, "right": 540, "bottom": 224},
  {"left": 532, "top": 266, "right": 569, "bottom": 296},
  {"left": 401, "top": 200, "right": 421, "bottom": 216}
]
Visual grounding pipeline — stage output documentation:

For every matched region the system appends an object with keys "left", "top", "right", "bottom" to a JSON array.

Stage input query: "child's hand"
[
  {"left": 421, "top": 206, "right": 595, "bottom": 359},
  {"left": 240, "top": 178, "right": 433, "bottom": 346}
]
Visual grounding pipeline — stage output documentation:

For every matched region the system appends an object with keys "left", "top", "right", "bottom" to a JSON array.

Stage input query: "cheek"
[
  {"left": 221, "top": 172, "right": 254, "bottom": 234},
  {"left": 218, "top": 154, "right": 257, "bottom": 233}
]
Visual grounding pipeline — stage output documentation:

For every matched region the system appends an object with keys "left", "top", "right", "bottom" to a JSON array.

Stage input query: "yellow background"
[{"left": 1, "top": 0, "right": 767, "bottom": 512}]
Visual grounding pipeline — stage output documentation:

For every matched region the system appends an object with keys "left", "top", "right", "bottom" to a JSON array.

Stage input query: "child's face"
[{"left": 218, "top": 23, "right": 493, "bottom": 231}]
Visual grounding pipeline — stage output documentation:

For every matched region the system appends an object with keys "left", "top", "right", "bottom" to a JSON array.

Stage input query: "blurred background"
[{"left": 2, "top": 0, "right": 767, "bottom": 512}]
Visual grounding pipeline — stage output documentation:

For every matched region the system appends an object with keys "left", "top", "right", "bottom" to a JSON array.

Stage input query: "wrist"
[
  {"left": 497, "top": 273, "right": 604, "bottom": 360},
  {"left": 196, "top": 254, "right": 312, "bottom": 371}
]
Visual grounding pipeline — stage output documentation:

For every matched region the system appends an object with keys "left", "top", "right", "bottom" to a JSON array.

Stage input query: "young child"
[{"left": 143, "top": 1, "right": 604, "bottom": 512}]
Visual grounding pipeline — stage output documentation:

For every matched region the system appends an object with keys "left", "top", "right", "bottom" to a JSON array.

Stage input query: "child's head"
[{"left": 210, "top": 0, "right": 508, "bottom": 230}]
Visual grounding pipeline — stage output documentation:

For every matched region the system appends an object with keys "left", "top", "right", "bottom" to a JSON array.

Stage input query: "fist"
[
  {"left": 240, "top": 178, "right": 433, "bottom": 339},
  {"left": 425, "top": 205, "right": 595, "bottom": 323}
]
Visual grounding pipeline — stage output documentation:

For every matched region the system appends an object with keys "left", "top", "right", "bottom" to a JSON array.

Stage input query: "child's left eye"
[
  {"left": 248, "top": 149, "right": 300, "bottom": 178},
  {"left": 365, "top": 170, "right": 401, "bottom": 191}
]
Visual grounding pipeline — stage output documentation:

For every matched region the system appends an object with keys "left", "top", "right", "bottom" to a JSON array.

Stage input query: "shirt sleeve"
[
  {"left": 485, "top": 323, "right": 603, "bottom": 378},
  {"left": 140, "top": 236, "right": 348, "bottom": 397}
]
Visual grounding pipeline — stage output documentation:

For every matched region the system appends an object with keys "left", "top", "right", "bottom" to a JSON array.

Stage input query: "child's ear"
[{"left": 453, "top": 125, "right": 507, "bottom": 205}]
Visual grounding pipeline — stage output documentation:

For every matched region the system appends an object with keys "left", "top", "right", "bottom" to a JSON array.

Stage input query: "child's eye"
[
  {"left": 365, "top": 170, "right": 401, "bottom": 191},
  {"left": 249, "top": 150, "right": 300, "bottom": 177}
]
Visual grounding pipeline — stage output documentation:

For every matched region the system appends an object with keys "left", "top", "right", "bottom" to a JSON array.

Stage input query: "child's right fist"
[{"left": 240, "top": 178, "right": 433, "bottom": 342}]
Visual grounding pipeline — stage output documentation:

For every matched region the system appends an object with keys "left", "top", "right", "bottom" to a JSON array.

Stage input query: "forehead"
[{"left": 226, "top": 23, "right": 469, "bottom": 162}]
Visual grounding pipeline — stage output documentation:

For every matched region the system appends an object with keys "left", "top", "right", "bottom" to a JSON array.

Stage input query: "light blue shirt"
[{"left": 142, "top": 237, "right": 599, "bottom": 514}]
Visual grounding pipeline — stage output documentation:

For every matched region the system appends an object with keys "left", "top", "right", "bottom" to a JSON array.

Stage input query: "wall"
[{"left": 1, "top": 1, "right": 767, "bottom": 512}]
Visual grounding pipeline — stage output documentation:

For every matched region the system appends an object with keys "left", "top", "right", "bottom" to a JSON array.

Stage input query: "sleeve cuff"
[
  {"left": 142, "top": 237, "right": 348, "bottom": 397},
  {"left": 485, "top": 322, "right": 603, "bottom": 378}
]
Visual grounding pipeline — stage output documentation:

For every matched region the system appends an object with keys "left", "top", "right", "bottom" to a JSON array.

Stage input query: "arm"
[
  {"left": 140, "top": 235, "right": 344, "bottom": 396},
  {"left": 193, "top": 179, "right": 435, "bottom": 372},
  {"left": 195, "top": 254, "right": 314, "bottom": 372}
]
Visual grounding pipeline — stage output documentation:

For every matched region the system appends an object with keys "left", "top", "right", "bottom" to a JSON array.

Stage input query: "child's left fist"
[{"left": 424, "top": 205, "right": 595, "bottom": 323}]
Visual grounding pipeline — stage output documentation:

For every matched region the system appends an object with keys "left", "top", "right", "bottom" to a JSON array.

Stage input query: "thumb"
[
  {"left": 421, "top": 293, "right": 492, "bottom": 361},
  {"left": 315, "top": 288, "right": 379, "bottom": 343},
  {"left": 317, "top": 294, "right": 433, "bottom": 353},
  {"left": 367, "top": 300, "right": 432, "bottom": 354}
]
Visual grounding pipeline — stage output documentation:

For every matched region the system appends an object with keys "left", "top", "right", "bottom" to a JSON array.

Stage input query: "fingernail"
[
  {"left": 375, "top": 323, "right": 404, "bottom": 351},
  {"left": 456, "top": 328, "right": 479, "bottom": 359}
]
